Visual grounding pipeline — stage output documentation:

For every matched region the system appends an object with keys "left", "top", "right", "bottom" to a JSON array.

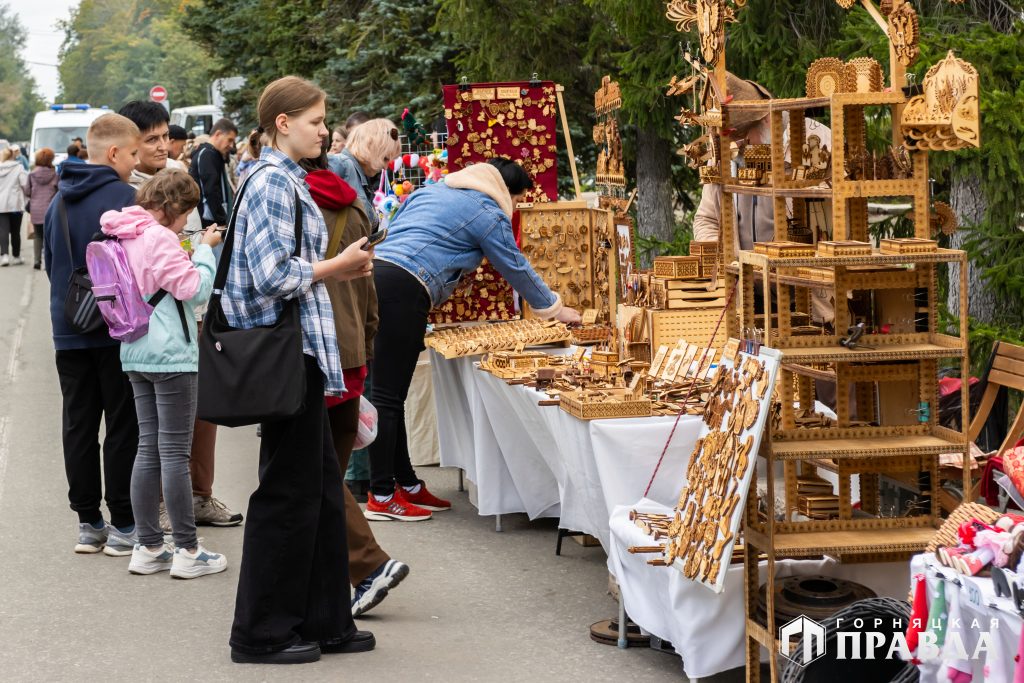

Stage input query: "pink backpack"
[{"left": 85, "top": 237, "right": 188, "bottom": 343}]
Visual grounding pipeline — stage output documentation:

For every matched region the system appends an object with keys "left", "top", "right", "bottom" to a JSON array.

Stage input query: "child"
[
  {"left": 99, "top": 169, "right": 227, "bottom": 579},
  {"left": 43, "top": 113, "right": 140, "bottom": 556}
]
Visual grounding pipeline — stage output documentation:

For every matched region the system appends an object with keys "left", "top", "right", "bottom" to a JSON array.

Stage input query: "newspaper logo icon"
[{"left": 779, "top": 615, "right": 826, "bottom": 666}]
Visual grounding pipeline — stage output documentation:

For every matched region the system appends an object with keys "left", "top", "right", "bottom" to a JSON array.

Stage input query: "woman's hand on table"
[{"left": 555, "top": 306, "right": 582, "bottom": 324}]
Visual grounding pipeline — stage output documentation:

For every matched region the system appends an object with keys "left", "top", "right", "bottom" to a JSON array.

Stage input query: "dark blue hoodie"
[{"left": 44, "top": 163, "right": 136, "bottom": 350}]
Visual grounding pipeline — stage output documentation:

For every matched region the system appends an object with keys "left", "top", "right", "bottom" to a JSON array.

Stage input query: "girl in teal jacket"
[{"left": 98, "top": 169, "right": 227, "bottom": 579}]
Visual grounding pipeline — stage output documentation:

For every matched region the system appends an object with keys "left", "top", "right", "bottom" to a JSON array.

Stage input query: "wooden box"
[
  {"left": 653, "top": 255, "right": 701, "bottom": 280},
  {"left": 817, "top": 240, "right": 873, "bottom": 257},
  {"left": 753, "top": 241, "right": 817, "bottom": 258},
  {"left": 650, "top": 308, "right": 729, "bottom": 352},
  {"left": 689, "top": 241, "right": 722, "bottom": 277},
  {"left": 590, "top": 349, "right": 620, "bottom": 378},
  {"left": 879, "top": 238, "right": 938, "bottom": 255},
  {"left": 488, "top": 351, "right": 551, "bottom": 371},
  {"left": 559, "top": 388, "right": 652, "bottom": 420}
]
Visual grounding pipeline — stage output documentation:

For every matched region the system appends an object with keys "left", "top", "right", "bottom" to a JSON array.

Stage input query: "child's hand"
[{"left": 200, "top": 225, "right": 222, "bottom": 248}]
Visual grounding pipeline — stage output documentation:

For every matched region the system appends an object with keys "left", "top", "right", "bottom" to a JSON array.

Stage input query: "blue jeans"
[{"left": 128, "top": 371, "right": 198, "bottom": 549}]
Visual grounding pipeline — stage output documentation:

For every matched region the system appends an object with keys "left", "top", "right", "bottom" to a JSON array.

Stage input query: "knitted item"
[
  {"left": 908, "top": 573, "right": 930, "bottom": 661},
  {"left": 928, "top": 578, "right": 949, "bottom": 648}
]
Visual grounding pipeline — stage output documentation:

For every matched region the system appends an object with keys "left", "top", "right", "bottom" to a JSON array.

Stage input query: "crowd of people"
[{"left": 28, "top": 74, "right": 580, "bottom": 664}]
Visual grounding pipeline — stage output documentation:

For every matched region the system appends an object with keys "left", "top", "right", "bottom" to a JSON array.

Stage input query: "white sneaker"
[
  {"left": 0, "top": 254, "right": 8, "bottom": 266},
  {"left": 170, "top": 544, "right": 227, "bottom": 579},
  {"left": 10, "top": 256, "right": 23, "bottom": 266},
  {"left": 128, "top": 544, "right": 174, "bottom": 575}
]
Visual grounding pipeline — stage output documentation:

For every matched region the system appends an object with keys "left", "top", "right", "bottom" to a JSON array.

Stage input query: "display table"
[
  {"left": 910, "top": 555, "right": 1023, "bottom": 683},
  {"left": 609, "top": 499, "right": 911, "bottom": 680},
  {"left": 430, "top": 349, "right": 702, "bottom": 546}
]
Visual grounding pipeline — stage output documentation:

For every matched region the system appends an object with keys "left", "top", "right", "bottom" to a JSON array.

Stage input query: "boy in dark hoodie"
[
  {"left": 44, "top": 113, "right": 141, "bottom": 556},
  {"left": 188, "top": 117, "right": 237, "bottom": 227}
]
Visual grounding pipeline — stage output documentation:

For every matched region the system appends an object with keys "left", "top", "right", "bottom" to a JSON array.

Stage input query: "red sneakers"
[
  {"left": 364, "top": 493, "right": 432, "bottom": 522},
  {"left": 396, "top": 482, "right": 451, "bottom": 512}
]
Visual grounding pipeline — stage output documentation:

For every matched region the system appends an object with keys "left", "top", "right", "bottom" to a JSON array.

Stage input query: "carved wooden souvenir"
[
  {"left": 806, "top": 58, "right": 852, "bottom": 98},
  {"left": 665, "top": 0, "right": 741, "bottom": 65},
  {"left": 845, "top": 57, "right": 884, "bottom": 93},
  {"left": 901, "top": 51, "right": 980, "bottom": 150},
  {"left": 887, "top": 2, "right": 920, "bottom": 67},
  {"left": 931, "top": 201, "right": 958, "bottom": 236}
]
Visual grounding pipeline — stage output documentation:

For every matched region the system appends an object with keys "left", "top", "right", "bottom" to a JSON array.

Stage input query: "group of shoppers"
[{"left": 38, "top": 73, "right": 580, "bottom": 666}]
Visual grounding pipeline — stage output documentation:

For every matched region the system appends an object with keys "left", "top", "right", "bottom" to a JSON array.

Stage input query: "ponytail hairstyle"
[{"left": 255, "top": 75, "right": 327, "bottom": 150}]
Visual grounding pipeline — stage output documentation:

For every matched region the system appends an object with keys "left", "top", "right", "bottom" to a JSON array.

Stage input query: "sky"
[{"left": 10, "top": 0, "right": 77, "bottom": 103}]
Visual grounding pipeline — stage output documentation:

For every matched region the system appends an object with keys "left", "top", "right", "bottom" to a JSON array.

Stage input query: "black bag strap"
[
  {"left": 149, "top": 289, "right": 191, "bottom": 343},
  {"left": 212, "top": 164, "right": 304, "bottom": 295},
  {"left": 57, "top": 195, "right": 78, "bottom": 270}
]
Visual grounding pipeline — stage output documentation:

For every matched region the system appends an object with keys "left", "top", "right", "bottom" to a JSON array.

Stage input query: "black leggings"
[
  {"left": 0, "top": 212, "right": 21, "bottom": 257},
  {"left": 368, "top": 261, "right": 431, "bottom": 497}
]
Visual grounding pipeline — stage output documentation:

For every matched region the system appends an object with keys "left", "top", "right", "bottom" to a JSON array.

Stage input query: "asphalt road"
[{"left": 0, "top": 263, "right": 692, "bottom": 681}]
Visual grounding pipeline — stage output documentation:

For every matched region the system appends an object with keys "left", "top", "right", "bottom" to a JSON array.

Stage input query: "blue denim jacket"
[{"left": 373, "top": 183, "right": 558, "bottom": 311}]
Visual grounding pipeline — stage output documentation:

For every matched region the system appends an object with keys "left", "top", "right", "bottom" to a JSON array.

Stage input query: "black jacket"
[
  {"left": 44, "top": 163, "right": 136, "bottom": 350},
  {"left": 189, "top": 142, "right": 232, "bottom": 226}
]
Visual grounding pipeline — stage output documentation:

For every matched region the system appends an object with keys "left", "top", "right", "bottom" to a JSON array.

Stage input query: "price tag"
[
  {"left": 496, "top": 87, "right": 520, "bottom": 99},
  {"left": 472, "top": 88, "right": 496, "bottom": 101},
  {"left": 514, "top": 342, "right": 526, "bottom": 353},
  {"left": 581, "top": 309, "right": 598, "bottom": 325}
]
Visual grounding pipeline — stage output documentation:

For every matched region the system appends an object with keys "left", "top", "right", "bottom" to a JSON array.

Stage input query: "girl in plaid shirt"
[{"left": 225, "top": 76, "right": 377, "bottom": 665}]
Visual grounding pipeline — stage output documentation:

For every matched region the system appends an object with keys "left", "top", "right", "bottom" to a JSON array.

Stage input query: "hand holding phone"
[{"left": 361, "top": 227, "right": 388, "bottom": 250}]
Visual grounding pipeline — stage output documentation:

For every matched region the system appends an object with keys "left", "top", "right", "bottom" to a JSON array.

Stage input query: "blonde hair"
[
  {"left": 253, "top": 75, "right": 326, "bottom": 151},
  {"left": 345, "top": 119, "right": 400, "bottom": 173},
  {"left": 136, "top": 169, "right": 201, "bottom": 223},
  {"left": 0, "top": 148, "right": 12, "bottom": 162},
  {"left": 87, "top": 113, "right": 140, "bottom": 159}
]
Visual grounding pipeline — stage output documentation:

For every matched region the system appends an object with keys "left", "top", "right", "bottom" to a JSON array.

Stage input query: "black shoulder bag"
[
  {"left": 197, "top": 168, "right": 307, "bottom": 427},
  {"left": 58, "top": 196, "right": 106, "bottom": 335}
]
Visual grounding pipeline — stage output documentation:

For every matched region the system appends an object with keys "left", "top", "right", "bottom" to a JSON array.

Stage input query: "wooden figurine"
[
  {"left": 801, "top": 135, "right": 830, "bottom": 178},
  {"left": 901, "top": 50, "right": 980, "bottom": 150}
]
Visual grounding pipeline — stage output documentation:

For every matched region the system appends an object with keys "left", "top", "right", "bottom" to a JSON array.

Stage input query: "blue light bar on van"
[{"left": 50, "top": 104, "right": 91, "bottom": 111}]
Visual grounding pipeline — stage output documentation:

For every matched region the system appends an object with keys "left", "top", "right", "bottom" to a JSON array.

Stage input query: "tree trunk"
[
  {"left": 947, "top": 172, "right": 998, "bottom": 325},
  {"left": 635, "top": 124, "right": 675, "bottom": 268}
]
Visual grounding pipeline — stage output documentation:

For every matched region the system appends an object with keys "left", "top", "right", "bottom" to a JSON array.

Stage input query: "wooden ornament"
[
  {"left": 887, "top": 2, "right": 920, "bottom": 67},
  {"left": 845, "top": 57, "right": 884, "bottom": 93},
  {"left": 931, "top": 201, "right": 958, "bottom": 237},
  {"left": 806, "top": 58, "right": 852, "bottom": 98},
  {"left": 901, "top": 50, "right": 980, "bottom": 150}
]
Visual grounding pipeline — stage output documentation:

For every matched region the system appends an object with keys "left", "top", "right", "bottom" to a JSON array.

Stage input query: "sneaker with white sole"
[
  {"left": 128, "top": 544, "right": 174, "bottom": 574},
  {"left": 364, "top": 493, "right": 432, "bottom": 522},
  {"left": 75, "top": 522, "right": 108, "bottom": 554},
  {"left": 193, "top": 495, "right": 243, "bottom": 527},
  {"left": 352, "top": 559, "right": 410, "bottom": 617},
  {"left": 0, "top": 254, "right": 8, "bottom": 266},
  {"left": 170, "top": 544, "right": 227, "bottom": 579},
  {"left": 103, "top": 525, "right": 137, "bottom": 557},
  {"left": 10, "top": 256, "right": 23, "bottom": 266}
]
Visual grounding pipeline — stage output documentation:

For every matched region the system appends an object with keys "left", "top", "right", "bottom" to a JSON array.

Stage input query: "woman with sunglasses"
[{"left": 328, "top": 119, "right": 400, "bottom": 226}]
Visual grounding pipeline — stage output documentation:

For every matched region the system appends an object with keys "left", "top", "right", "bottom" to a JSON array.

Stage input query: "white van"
[
  {"left": 30, "top": 104, "right": 110, "bottom": 165},
  {"left": 170, "top": 105, "right": 224, "bottom": 138}
]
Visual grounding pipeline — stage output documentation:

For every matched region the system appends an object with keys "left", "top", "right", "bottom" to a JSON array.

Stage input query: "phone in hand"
[{"left": 361, "top": 227, "right": 388, "bottom": 250}]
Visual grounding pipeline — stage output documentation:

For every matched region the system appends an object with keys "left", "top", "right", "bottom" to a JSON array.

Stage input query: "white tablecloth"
[
  {"left": 431, "top": 350, "right": 703, "bottom": 548},
  {"left": 608, "top": 499, "right": 912, "bottom": 679}
]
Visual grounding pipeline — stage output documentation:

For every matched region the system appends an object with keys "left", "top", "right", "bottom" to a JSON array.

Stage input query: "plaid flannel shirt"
[{"left": 220, "top": 148, "right": 345, "bottom": 395}]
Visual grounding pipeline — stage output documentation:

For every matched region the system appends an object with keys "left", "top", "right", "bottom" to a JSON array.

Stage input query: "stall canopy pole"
[{"left": 555, "top": 84, "right": 582, "bottom": 199}]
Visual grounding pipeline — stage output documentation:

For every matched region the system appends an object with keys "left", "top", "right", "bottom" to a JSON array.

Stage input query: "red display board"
[{"left": 428, "top": 80, "right": 561, "bottom": 324}]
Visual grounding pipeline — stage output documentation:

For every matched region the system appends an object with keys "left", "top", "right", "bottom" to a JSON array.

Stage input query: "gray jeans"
[{"left": 128, "top": 371, "right": 198, "bottom": 549}]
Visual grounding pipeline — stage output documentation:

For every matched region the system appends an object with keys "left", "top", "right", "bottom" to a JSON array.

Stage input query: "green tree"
[
  {"left": 58, "top": 0, "right": 212, "bottom": 110},
  {"left": 0, "top": 3, "right": 45, "bottom": 141}
]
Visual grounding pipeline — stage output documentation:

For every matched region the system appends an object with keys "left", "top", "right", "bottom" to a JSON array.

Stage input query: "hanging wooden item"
[
  {"left": 845, "top": 57, "right": 884, "bottom": 93},
  {"left": 806, "top": 58, "right": 853, "bottom": 98},
  {"left": 594, "top": 75, "right": 623, "bottom": 116},
  {"left": 931, "top": 201, "right": 958, "bottom": 236},
  {"left": 900, "top": 50, "right": 980, "bottom": 150},
  {"left": 665, "top": 0, "right": 739, "bottom": 66},
  {"left": 834, "top": 0, "right": 857, "bottom": 8},
  {"left": 887, "top": 2, "right": 921, "bottom": 67}
]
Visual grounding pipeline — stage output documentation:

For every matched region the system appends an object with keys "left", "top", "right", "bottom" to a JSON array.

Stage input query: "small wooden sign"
[
  {"left": 497, "top": 86, "right": 520, "bottom": 99},
  {"left": 472, "top": 87, "right": 496, "bottom": 101},
  {"left": 514, "top": 342, "right": 526, "bottom": 354},
  {"left": 649, "top": 345, "right": 670, "bottom": 377},
  {"left": 573, "top": 347, "right": 588, "bottom": 363},
  {"left": 723, "top": 338, "right": 741, "bottom": 364},
  {"left": 581, "top": 309, "right": 599, "bottom": 325}
]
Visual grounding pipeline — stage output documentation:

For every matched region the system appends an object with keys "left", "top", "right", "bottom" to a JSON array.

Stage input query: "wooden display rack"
[
  {"left": 661, "top": 0, "right": 980, "bottom": 679},
  {"left": 424, "top": 319, "right": 571, "bottom": 359},
  {"left": 519, "top": 202, "right": 618, "bottom": 325}
]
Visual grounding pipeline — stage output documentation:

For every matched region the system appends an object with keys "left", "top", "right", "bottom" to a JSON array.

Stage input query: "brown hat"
[{"left": 725, "top": 73, "right": 773, "bottom": 132}]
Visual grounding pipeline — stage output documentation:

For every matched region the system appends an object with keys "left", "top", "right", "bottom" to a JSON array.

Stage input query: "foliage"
[
  {"left": 58, "top": 0, "right": 212, "bottom": 110},
  {"left": 0, "top": 3, "right": 45, "bottom": 141},
  {"left": 635, "top": 213, "right": 695, "bottom": 263}
]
